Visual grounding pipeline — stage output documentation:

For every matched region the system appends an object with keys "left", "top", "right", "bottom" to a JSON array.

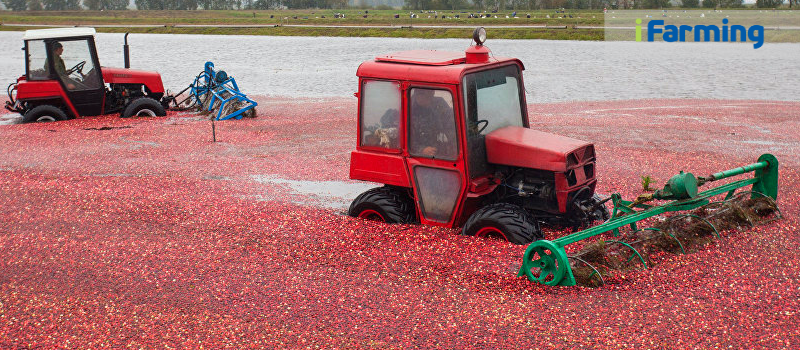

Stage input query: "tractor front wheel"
[
  {"left": 348, "top": 187, "right": 416, "bottom": 224},
  {"left": 22, "top": 105, "right": 67, "bottom": 123},
  {"left": 462, "top": 203, "right": 542, "bottom": 245},
  {"left": 122, "top": 97, "right": 166, "bottom": 118}
]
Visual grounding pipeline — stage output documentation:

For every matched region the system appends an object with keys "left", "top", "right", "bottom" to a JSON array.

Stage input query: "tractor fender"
[{"left": 14, "top": 80, "right": 79, "bottom": 118}]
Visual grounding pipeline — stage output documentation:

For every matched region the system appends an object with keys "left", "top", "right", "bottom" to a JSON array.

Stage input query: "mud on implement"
[{"left": 520, "top": 154, "right": 780, "bottom": 287}]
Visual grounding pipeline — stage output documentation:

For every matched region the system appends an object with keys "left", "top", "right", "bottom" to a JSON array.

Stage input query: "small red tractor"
[
  {"left": 348, "top": 28, "right": 607, "bottom": 244},
  {"left": 5, "top": 28, "right": 168, "bottom": 123}
]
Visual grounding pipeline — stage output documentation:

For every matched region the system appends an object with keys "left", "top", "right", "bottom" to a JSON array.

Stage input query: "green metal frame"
[{"left": 518, "top": 154, "right": 779, "bottom": 287}]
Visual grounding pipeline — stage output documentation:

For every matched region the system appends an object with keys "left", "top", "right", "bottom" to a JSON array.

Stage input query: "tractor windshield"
[{"left": 462, "top": 65, "right": 526, "bottom": 178}]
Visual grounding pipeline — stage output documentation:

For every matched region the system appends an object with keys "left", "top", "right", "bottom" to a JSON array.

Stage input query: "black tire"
[
  {"left": 22, "top": 105, "right": 67, "bottom": 123},
  {"left": 121, "top": 97, "right": 166, "bottom": 118},
  {"left": 348, "top": 187, "right": 416, "bottom": 224},
  {"left": 462, "top": 203, "right": 542, "bottom": 245}
]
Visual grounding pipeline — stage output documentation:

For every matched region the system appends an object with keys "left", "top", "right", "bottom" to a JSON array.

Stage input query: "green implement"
[{"left": 518, "top": 154, "right": 779, "bottom": 287}]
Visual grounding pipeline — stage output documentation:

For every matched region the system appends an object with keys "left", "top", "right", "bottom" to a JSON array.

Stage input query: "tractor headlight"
[{"left": 473, "top": 27, "right": 487, "bottom": 46}]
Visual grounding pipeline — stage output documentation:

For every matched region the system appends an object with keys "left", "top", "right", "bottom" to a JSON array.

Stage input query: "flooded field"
[
  {"left": 1, "top": 31, "right": 799, "bottom": 103},
  {"left": 1, "top": 97, "right": 799, "bottom": 348}
]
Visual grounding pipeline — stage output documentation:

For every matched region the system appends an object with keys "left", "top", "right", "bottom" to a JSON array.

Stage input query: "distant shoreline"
[
  {"left": 0, "top": 23, "right": 605, "bottom": 41},
  {"left": 3, "top": 9, "right": 797, "bottom": 41},
  {"left": 0, "top": 9, "right": 607, "bottom": 40}
]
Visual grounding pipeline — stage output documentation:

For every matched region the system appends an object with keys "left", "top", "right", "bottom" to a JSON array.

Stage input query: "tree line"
[
  {"left": 407, "top": 0, "right": 799, "bottom": 9},
  {"left": 2, "top": 0, "right": 797, "bottom": 12},
  {"left": 1, "top": 0, "right": 348, "bottom": 10}
]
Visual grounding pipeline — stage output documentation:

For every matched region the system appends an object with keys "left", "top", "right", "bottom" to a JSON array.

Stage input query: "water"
[
  {"left": 251, "top": 175, "right": 376, "bottom": 210},
  {"left": 1, "top": 31, "right": 798, "bottom": 102}
]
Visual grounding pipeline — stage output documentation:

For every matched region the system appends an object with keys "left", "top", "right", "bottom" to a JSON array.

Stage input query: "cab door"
[
  {"left": 47, "top": 37, "right": 105, "bottom": 116},
  {"left": 404, "top": 83, "right": 468, "bottom": 227}
]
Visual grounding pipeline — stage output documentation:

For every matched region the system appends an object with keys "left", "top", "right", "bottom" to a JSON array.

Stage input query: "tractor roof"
[
  {"left": 357, "top": 49, "right": 524, "bottom": 85},
  {"left": 23, "top": 27, "right": 96, "bottom": 41}
]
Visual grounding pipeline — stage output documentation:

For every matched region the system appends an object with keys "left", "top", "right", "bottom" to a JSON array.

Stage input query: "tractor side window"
[
  {"left": 408, "top": 88, "right": 458, "bottom": 161},
  {"left": 26, "top": 40, "right": 49, "bottom": 80},
  {"left": 54, "top": 39, "right": 101, "bottom": 91},
  {"left": 360, "top": 80, "right": 401, "bottom": 150}
]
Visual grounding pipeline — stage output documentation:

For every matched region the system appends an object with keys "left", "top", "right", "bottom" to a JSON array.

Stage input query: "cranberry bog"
[{"left": 1, "top": 98, "right": 799, "bottom": 348}]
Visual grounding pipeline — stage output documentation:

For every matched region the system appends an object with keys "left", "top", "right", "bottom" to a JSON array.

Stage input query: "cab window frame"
[
  {"left": 406, "top": 86, "right": 460, "bottom": 162},
  {"left": 45, "top": 37, "right": 103, "bottom": 92},
  {"left": 358, "top": 78, "right": 403, "bottom": 154}
]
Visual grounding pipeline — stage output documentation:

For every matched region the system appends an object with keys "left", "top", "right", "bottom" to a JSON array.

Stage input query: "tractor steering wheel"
[
  {"left": 473, "top": 119, "right": 489, "bottom": 134},
  {"left": 66, "top": 61, "right": 86, "bottom": 76}
]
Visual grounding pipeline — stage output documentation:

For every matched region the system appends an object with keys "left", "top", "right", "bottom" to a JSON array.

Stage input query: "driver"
[
  {"left": 51, "top": 42, "right": 76, "bottom": 90},
  {"left": 409, "top": 89, "right": 457, "bottom": 159}
]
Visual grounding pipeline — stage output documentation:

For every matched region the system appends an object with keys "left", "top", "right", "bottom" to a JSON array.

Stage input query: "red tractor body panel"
[
  {"left": 101, "top": 67, "right": 165, "bottom": 94},
  {"left": 350, "top": 152, "right": 411, "bottom": 188},
  {"left": 13, "top": 77, "right": 80, "bottom": 117},
  {"left": 486, "top": 127, "right": 598, "bottom": 213},
  {"left": 485, "top": 126, "right": 592, "bottom": 173},
  {"left": 357, "top": 53, "right": 524, "bottom": 85}
]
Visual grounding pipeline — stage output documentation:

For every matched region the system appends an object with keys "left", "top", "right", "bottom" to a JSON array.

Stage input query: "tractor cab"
[
  {"left": 348, "top": 28, "right": 607, "bottom": 244},
  {"left": 23, "top": 27, "right": 105, "bottom": 117},
  {"left": 6, "top": 27, "right": 167, "bottom": 123}
]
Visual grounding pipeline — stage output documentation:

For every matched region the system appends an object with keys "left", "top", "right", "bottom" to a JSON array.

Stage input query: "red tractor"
[
  {"left": 5, "top": 28, "right": 167, "bottom": 123},
  {"left": 348, "top": 28, "right": 608, "bottom": 244}
]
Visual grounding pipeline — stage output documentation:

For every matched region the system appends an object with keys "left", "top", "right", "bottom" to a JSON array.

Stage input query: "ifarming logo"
[{"left": 635, "top": 18, "right": 765, "bottom": 49}]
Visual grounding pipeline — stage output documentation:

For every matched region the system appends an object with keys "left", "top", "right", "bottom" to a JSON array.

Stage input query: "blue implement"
[{"left": 180, "top": 61, "right": 258, "bottom": 120}]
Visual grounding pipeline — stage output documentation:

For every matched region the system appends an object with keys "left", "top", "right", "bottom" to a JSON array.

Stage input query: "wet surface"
[
  {"left": 251, "top": 174, "right": 376, "bottom": 210},
  {"left": 0, "top": 112, "right": 21, "bottom": 125},
  {"left": 1, "top": 32, "right": 799, "bottom": 103}
]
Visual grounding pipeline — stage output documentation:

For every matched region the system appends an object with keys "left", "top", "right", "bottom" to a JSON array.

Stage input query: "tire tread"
[
  {"left": 462, "top": 203, "right": 542, "bottom": 245},
  {"left": 348, "top": 187, "right": 416, "bottom": 224},
  {"left": 122, "top": 97, "right": 166, "bottom": 118},
  {"left": 22, "top": 105, "right": 67, "bottom": 123}
]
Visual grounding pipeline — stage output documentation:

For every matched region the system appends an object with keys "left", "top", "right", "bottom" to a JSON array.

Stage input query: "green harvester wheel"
[{"left": 520, "top": 240, "right": 571, "bottom": 286}]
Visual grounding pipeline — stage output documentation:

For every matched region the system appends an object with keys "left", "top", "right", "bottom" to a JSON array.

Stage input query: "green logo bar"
[{"left": 635, "top": 18, "right": 642, "bottom": 42}]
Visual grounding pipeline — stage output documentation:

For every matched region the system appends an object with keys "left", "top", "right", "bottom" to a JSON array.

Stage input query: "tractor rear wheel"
[
  {"left": 463, "top": 203, "right": 542, "bottom": 245},
  {"left": 22, "top": 105, "right": 67, "bottom": 123},
  {"left": 121, "top": 97, "right": 166, "bottom": 118},
  {"left": 348, "top": 187, "right": 416, "bottom": 224}
]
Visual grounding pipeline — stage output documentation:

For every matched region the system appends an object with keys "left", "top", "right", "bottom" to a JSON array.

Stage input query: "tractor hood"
[
  {"left": 485, "top": 126, "right": 594, "bottom": 172},
  {"left": 101, "top": 67, "right": 165, "bottom": 94}
]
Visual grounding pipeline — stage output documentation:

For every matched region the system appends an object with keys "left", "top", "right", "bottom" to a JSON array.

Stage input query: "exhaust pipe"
[{"left": 123, "top": 33, "right": 130, "bottom": 69}]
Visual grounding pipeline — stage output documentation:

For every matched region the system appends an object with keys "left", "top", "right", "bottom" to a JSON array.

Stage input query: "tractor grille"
[
  {"left": 565, "top": 145, "right": 595, "bottom": 186},
  {"left": 566, "top": 146, "right": 595, "bottom": 169},
  {"left": 583, "top": 145, "right": 595, "bottom": 161},
  {"left": 566, "top": 162, "right": 595, "bottom": 187},
  {"left": 566, "top": 169, "right": 577, "bottom": 186},
  {"left": 584, "top": 163, "right": 595, "bottom": 179},
  {"left": 566, "top": 153, "right": 579, "bottom": 168}
]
